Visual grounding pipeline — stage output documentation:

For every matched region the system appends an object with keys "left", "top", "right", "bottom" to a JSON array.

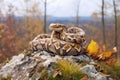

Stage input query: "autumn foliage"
[
  {"left": 87, "top": 40, "right": 117, "bottom": 60},
  {"left": 0, "top": 15, "right": 43, "bottom": 62}
]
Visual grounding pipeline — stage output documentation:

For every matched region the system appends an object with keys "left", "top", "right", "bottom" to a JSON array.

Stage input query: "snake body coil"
[{"left": 30, "top": 23, "right": 86, "bottom": 56}]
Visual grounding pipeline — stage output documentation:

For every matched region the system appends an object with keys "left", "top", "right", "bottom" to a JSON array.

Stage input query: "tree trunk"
[
  {"left": 113, "top": 0, "right": 118, "bottom": 48},
  {"left": 113, "top": 0, "right": 118, "bottom": 58},
  {"left": 75, "top": 0, "right": 81, "bottom": 27},
  {"left": 102, "top": 0, "right": 106, "bottom": 45},
  {"left": 44, "top": 0, "right": 47, "bottom": 33}
]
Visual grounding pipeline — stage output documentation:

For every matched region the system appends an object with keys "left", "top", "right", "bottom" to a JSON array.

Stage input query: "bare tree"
[
  {"left": 75, "top": 0, "right": 81, "bottom": 27},
  {"left": 42, "top": 0, "right": 58, "bottom": 33},
  {"left": 44, "top": 0, "right": 47, "bottom": 33},
  {"left": 113, "top": 0, "right": 118, "bottom": 48},
  {"left": 102, "top": 0, "right": 106, "bottom": 45},
  {"left": 113, "top": 0, "right": 118, "bottom": 58}
]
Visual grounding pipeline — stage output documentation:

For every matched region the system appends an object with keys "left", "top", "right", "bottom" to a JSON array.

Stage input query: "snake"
[{"left": 29, "top": 23, "right": 86, "bottom": 56}]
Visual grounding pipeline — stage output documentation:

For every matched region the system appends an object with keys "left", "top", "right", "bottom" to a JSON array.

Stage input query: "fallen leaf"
[{"left": 87, "top": 40, "right": 99, "bottom": 56}]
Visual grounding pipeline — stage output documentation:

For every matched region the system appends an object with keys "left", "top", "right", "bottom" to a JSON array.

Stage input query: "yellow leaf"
[
  {"left": 98, "top": 47, "right": 117, "bottom": 60},
  {"left": 87, "top": 40, "right": 117, "bottom": 60},
  {"left": 100, "top": 51, "right": 113, "bottom": 60},
  {"left": 87, "top": 40, "right": 99, "bottom": 56}
]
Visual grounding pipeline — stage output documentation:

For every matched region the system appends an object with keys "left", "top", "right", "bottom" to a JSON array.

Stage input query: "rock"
[
  {"left": 0, "top": 50, "right": 113, "bottom": 80},
  {"left": 80, "top": 64, "right": 113, "bottom": 80},
  {"left": 0, "top": 53, "right": 37, "bottom": 80},
  {"left": 65, "top": 54, "right": 93, "bottom": 63},
  {"left": 0, "top": 54, "right": 25, "bottom": 77}
]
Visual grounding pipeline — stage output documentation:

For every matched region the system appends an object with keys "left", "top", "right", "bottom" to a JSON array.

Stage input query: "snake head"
[{"left": 49, "top": 23, "right": 67, "bottom": 32}]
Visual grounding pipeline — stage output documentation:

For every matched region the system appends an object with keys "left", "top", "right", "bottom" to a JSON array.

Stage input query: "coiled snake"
[{"left": 30, "top": 23, "right": 86, "bottom": 56}]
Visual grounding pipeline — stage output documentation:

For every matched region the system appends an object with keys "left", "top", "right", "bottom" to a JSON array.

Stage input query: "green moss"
[
  {"left": 96, "top": 61, "right": 120, "bottom": 80},
  {"left": 1, "top": 75, "right": 11, "bottom": 80},
  {"left": 4, "top": 58, "right": 10, "bottom": 64},
  {"left": 39, "top": 69, "right": 49, "bottom": 80},
  {"left": 38, "top": 60, "right": 85, "bottom": 80},
  {"left": 113, "top": 66, "right": 120, "bottom": 77},
  {"left": 54, "top": 60, "right": 85, "bottom": 80},
  {"left": 112, "top": 59, "right": 120, "bottom": 79},
  {"left": 80, "top": 62, "right": 87, "bottom": 67},
  {"left": 23, "top": 49, "right": 32, "bottom": 56}
]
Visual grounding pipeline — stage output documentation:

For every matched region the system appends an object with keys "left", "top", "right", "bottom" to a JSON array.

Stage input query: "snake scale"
[{"left": 30, "top": 23, "right": 86, "bottom": 56}]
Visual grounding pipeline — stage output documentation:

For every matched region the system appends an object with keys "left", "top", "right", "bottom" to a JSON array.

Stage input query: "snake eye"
[{"left": 80, "top": 35, "right": 84, "bottom": 38}]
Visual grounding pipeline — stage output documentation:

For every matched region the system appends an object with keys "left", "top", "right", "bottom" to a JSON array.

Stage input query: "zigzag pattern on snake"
[{"left": 29, "top": 23, "right": 86, "bottom": 56}]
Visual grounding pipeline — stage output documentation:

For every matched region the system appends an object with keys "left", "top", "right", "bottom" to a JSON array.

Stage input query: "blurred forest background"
[{"left": 0, "top": 0, "right": 120, "bottom": 63}]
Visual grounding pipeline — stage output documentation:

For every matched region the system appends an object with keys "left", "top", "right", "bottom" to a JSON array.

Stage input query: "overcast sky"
[
  {"left": 0, "top": 0, "right": 116, "bottom": 17},
  {"left": 45, "top": 0, "right": 101, "bottom": 17}
]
